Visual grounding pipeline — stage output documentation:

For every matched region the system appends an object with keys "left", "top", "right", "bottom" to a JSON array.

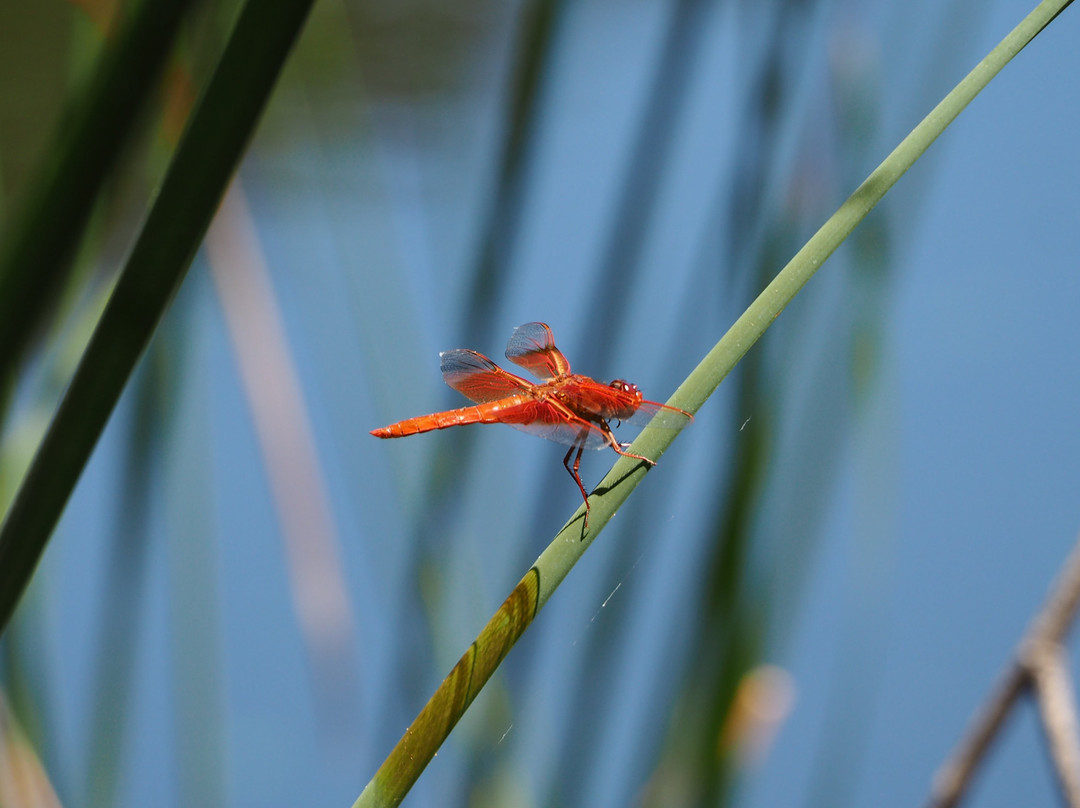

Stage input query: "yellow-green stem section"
[{"left": 354, "top": 569, "right": 540, "bottom": 806}]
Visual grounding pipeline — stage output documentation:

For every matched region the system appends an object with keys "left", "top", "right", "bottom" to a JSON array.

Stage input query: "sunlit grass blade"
[
  {"left": 0, "top": 0, "right": 318, "bottom": 636},
  {"left": 0, "top": 0, "right": 199, "bottom": 389},
  {"left": 353, "top": 0, "right": 1073, "bottom": 803}
]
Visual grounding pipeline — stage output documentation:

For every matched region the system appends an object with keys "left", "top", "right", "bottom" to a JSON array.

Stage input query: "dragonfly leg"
[
  {"left": 563, "top": 445, "right": 590, "bottom": 528},
  {"left": 602, "top": 423, "right": 656, "bottom": 466}
]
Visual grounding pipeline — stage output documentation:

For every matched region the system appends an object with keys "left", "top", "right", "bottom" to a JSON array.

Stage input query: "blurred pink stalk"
[{"left": 206, "top": 182, "right": 359, "bottom": 718}]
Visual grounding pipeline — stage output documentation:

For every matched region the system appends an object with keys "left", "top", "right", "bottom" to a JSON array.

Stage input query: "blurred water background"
[{"left": 1, "top": 0, "right": 1079, "bottom": 806}]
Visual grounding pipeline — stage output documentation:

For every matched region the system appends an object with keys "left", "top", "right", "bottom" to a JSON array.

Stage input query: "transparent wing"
[
  {"left": 494, "top": 399, "right": 612, "bottom": 450},
  {"left": 620, "top": 400, "right": 694, "bottom": 429},
  {"left": 504, "top": 322, "right": 572, "bottom": 379},
  {"left": 501, "top": 398, "right": 691, "bottom": 448},
  {"left": 440, "top": 349, "right": 533, "bottom": 403}
]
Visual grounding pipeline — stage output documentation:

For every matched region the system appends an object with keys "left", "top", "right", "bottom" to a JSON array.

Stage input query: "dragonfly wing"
[
  {"left": 495, "top": 399, "right": 612, "bottom": 450},
  {"left": 620, "top": 400, "right": 694, "bottom": 429},
  {"left": 504, "top": 322, "right": 572, "bottom": 379},
  {"left": 440, "top": 349, "right": 534, "bottom": 403}
]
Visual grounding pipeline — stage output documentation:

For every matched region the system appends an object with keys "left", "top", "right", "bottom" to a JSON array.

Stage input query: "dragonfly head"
[{"left": 609, "top": 379, "right": 643, "bottom": 420}]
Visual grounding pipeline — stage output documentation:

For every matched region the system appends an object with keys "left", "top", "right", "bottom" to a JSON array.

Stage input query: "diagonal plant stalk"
[
  {"left": 354, "top": 0, "right": 1075, "bottom": 804},
  {"left": 0, "top": 0, "right": 318, "bottom": 637}
]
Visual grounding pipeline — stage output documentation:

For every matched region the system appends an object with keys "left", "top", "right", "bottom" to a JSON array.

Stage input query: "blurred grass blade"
[
  {"left": 353, "top": 0, "right": 1072, "bottom": 803},
  {"left": 84, "top": 353, "right": 166, "bottom": 808},
  {"left": 0, "top": 0, "right": 201, "bottom": 389},
  {"left": 0, "top": 0, "right": 318, "bottom": 637},
  {"left": 458, "top": 0, "right": 562, "bottom": 345},
  {"left": 579, "top": 0, "right": 712, "bottom": 366},
  {"left": 0, "top": 689, "right": 61, "bottom": 808},
  {"left": 161, "top": 327, "right": 227, "bottom": 808}
]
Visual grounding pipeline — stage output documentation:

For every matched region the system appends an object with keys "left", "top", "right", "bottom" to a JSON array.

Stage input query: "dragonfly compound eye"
[{"left": 609, "top": 379, "right": 643, "bottom": 419}]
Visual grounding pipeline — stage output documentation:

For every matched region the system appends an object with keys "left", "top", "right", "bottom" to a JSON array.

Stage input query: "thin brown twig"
[
  {"left": 1027, "top": 639, "right": 1080, "bottom": 807},
  {"left": 925, "top": 533, "right": 1080, "bottom": 808}
]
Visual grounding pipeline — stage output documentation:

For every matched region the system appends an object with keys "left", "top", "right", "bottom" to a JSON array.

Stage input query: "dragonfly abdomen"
[{"left": 370, "top": 399, "right": 526, "bottom": 438}]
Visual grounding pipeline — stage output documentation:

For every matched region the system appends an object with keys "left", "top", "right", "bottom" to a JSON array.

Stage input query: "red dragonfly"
[{"left": 371, "top": 322, "right": 691, "bottom": 527}]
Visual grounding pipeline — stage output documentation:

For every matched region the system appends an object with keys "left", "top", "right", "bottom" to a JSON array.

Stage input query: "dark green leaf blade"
[{"left": 0, "top": 0, "right": 318, "bottom": 636}]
